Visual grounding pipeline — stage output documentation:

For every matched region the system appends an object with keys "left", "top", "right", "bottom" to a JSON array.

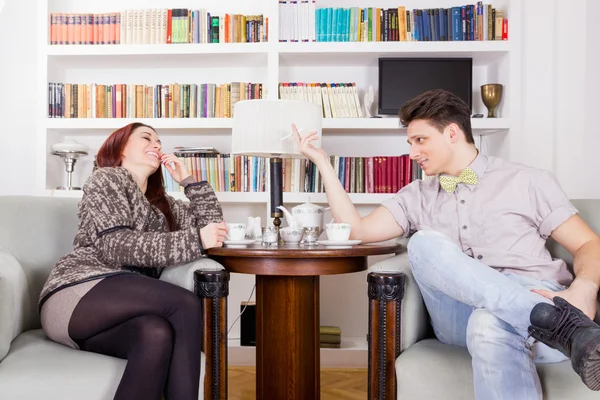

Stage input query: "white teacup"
[
  {"left": 226, "top": 223, "right": 246, "bottom": 241},
  {"left": 280, "top": 226, "right": 304, "bottom": 243},
  {"left": 326, "top": 223, "right": 351, "bottom": 241}
]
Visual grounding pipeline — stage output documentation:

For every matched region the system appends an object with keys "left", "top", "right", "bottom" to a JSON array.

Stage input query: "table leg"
[{"left": 255, "top": 275, "right": 320, "bottom": 400}]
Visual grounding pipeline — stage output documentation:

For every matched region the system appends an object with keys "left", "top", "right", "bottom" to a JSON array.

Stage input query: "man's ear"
[{"left": 447, "top": 123, "right": 460, "bottom": 144}]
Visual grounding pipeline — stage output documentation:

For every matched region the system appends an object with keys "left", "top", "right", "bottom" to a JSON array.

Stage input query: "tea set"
[{"left": 223, "top": 199, "right": 362, "bottom": 247}]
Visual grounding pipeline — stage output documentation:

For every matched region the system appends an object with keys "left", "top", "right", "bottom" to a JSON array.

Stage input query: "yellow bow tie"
[{"left": 439, "top": 168, "right": 478, "bottom": 193}]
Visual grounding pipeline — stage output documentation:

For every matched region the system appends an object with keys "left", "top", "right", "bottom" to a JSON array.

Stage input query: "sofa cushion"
[
  {"left": 0, "top": 329, "right": 205, "bottom": 400},
  {"left": 396, "top": 339, "right": 598, "bottom": 400},
  {"left": 0, "top": 330, "right": 124, "bottom": 400}
]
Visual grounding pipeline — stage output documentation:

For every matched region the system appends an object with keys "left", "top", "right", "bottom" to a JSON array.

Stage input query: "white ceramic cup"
[
  {"left": 226, "top": 223, "right": 246, "bottom": 241},
  {"left": 326, "top": 223, "right": 351, "bottom": 241},
  {"left": 280, "top": 226, "right": 304, "bottom": 243}
]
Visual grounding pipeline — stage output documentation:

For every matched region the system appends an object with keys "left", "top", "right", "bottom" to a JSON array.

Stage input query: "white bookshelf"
[
  {"left": 228, "top": 336, "right": 368, "bottom": 368},
  {"left": 277, "top": 40, "right": 511, "bottom": 67},
  {"left": 46, "top": 43, "right": 270, "bottom": 69},
  {"left": 47, "top": 42, "right": 270, "bottom": 56},
  {"left": 45, "top": 189, "right": 394, "bottom": 206},
  {"left": 46, "top": 117, "right": 235, "bottom": 130},
  {"left": 46, "top": 116, "right": 511, "bottom": 132},
  {"left": 44, "top": 189, "right": 269, "bottom": 203},
  {"left": 38, "top": 0, "right": 521, "bottom": 363}
]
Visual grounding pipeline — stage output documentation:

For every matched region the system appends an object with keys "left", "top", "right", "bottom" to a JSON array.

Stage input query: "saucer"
[
  {"left": 316, "top": 239, "right": 362, "bottom": 246},
  {"left": 224, "top": 239, "right": 256, "bottom": 246}
]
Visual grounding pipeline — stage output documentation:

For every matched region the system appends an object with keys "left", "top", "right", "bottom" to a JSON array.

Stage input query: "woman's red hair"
[{"left": 96, "top": 122, "right": 177, "bottom": 231}]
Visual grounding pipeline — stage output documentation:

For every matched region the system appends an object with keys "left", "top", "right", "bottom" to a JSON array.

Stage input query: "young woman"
[{"left": 39, "top": 122, "right": 228, "bottom": 400}]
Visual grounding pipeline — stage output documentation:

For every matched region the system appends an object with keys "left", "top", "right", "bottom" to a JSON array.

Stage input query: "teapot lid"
[{"left": 293, "top": 196, "right": 327, "bottom": 210}]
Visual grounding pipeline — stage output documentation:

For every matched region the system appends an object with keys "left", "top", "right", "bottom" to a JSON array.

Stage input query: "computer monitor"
[{"left": 378, "top": 57, "right": 473, "bottom": 115}]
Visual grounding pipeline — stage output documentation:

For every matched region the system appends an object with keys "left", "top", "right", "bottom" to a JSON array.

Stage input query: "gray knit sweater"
[{"left": 39, "top": 166, "right": 223, "bottom": 308}]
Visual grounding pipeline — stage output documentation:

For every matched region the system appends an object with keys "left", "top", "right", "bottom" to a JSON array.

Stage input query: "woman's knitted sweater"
[{"left": 39, "top": 166, "right": 223, "bottom": 308}]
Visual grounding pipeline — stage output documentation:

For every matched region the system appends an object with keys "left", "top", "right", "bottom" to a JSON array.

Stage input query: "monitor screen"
[{"left": 378, "top": 58, "right": 473, "bottom": 115}]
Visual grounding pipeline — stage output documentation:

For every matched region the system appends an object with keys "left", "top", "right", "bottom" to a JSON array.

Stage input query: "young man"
[{"left": 293, "top": 89, "right": 600, "bottom": 399}]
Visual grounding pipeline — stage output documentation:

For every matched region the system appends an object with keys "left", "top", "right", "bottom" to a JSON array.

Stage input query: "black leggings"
[{"left": 68, "top": 273, "right": 203, "bottom": 400}]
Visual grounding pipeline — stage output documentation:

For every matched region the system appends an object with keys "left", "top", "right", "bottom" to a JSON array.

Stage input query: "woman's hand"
[
  {"left": 200, "top": 221, "right": 228, "bottom": 250},
  {"left": 292, "top": 123, "right": 329, "bottom": 167},
  {"left": 160, "top": 153, "right": 191, "bottom": 184}
]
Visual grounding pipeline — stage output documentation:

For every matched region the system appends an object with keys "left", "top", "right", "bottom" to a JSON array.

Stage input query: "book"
[
  {"left": 320, "top": 333, "right": 341, "bottom": 344},
  {"left": 320, "top": 325, "right": 341, "bottom": 335},
  {"left": 173, "top": 146, "right": 219, "bottom": 154},
  {"left": 320, "top": 342, "right": 341, "bottom": 349}
]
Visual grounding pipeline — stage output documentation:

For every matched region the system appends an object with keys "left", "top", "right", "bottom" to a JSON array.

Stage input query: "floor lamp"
[{"left": 231, "top": 99, "right": 323, "bottom": 241}]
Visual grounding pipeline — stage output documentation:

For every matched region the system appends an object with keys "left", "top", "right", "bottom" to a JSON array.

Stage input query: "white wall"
[
  {"left": 583, "top": 0, "right": 600, "bottom": 198},
  {"left": 519, "top": 0, "right": 599, "bottom": 198},
  {"left": 0, "top": 0, "right": 38, "bottom": 195}
]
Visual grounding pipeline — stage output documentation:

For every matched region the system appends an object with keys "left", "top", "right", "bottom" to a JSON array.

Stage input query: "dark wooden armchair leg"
[
  {"left": 367, "top": 272, "right": 406, "bottom": 400},
  {"left": 195, "top": 270, "right": 230, "bottom": 400}
]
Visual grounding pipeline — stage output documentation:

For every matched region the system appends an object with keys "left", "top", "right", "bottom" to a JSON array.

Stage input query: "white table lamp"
[{"left": 231, "top": 99, "right": 323, "bottom": 232}]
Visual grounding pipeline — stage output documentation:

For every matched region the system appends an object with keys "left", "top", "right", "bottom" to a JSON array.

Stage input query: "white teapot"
[{"left": 277, "top": 198, "right": 330, "bottom": 232}]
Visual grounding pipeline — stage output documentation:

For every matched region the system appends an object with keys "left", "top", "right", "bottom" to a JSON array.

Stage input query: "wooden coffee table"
[{"left": 206, "top": 242, "right": 403, "bottom": 399}]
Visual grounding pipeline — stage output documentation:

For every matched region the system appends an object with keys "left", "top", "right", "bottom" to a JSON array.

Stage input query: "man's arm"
[
  {"left": 317, "top": 156, "right": 404, "bottom": 242},
  {"left": 552, "top": 215, "right": 600, "bottom": 288},
  {"left": 537, "top": 215, "right": 600, "bottom": 318},
  {"left": 353, "top": 206, "right": 406, "bottom": 243},
  {"left": 294, "top": 125, "right": 404, "bottom": 243}
]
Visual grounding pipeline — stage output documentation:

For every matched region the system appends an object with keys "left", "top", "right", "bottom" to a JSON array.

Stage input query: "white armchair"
[
  {"left": 367, "top": 200, "right": 600, "bottom": 399},
  {"left": 0, "top": 196, "right": 229, "bottom": 400}
]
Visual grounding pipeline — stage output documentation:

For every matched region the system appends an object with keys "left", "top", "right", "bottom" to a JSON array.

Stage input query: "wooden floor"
[{"left": 228, "top": 366, "right": 368, "bottom": 400}]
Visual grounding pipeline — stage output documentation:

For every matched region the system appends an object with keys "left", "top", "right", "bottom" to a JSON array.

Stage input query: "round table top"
[
  {"left": 205, "top": 242, "right": 404, "bottom": 276},
  {"left": 205, "top": 242, "right": 404, "bottom": 259}
]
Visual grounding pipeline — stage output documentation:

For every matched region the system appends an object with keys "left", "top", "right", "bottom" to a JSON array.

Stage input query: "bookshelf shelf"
[
  {"left": 46, "top": 43, "right": 270, "bottom": 68},
  {"left": 284, "top": 192, "right": 392, "bottom": 205},
  {"left": 322, "top": 117, "right": 510, "bottom": 132},
  {"left": 45, "top": 189, "right": 269, "bottom": 204},
  {"left": 170, "top": 191, "right": 268, "bottom": 203},
  {"left": 45, "top": 190, "right": 392, "bottom": 206},
  {"left": 277, "top": 41, "right": 511, "bottom": 67},
  {"left": 47, "top": 43, "right": 270, "bottom": 56},
  {"left": 46, "top": 118, "right": 234, "bottom": 131},
  {"left": 228, "top": 337, "right": 368, "bottom": 368},
  {"left": 46, "top": 117, "right": 510, "bottom": 133}
]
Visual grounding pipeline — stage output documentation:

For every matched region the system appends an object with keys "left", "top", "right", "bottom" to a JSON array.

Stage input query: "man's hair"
[{"left": 398, "top": 89, "right": 474, "bottom": 144}]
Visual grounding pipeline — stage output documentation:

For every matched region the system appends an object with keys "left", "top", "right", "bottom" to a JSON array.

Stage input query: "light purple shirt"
[{"left": 381, "top": 153, "right": 578, "bottom": 286}]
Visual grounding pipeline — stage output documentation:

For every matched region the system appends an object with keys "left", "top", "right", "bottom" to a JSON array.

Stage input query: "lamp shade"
[
  {"left": 51, "top": 139, "right": 89, "bottom": 154},
  {"left": 231, "top": 99, "right": 322, "bottom": 158}
]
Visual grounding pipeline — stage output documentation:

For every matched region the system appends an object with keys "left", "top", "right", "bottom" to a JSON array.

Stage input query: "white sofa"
[
  {"left": 367, "top": 199, "right": 600, "bottom": 399},
  {"left": 0, "top": 195, "right": 229, "bottom": 400}
]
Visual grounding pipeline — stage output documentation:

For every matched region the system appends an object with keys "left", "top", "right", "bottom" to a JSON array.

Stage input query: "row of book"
[
  {"left": 163, "top": 154, "right": 267, "bottom": 193},
  {"left": 49, "top": 9, "right": 268, "bottom": 45},
  {"left": 279, "top": 82, "right": 363, "bottom": 119},
  {"left": 280, "top": 2, "right": 507, "bottom": 42},
  {"left": 279, "top": 0, "right": 317, "bottom": 43},
  {"left": 47, "top": 80, "right": 375, "bottom": 120},
  {"left": 162, "top": 153, "right": 423, "bottom": 195},
  {"left": 304, "top": 154, "right": 423, "bottom": 194},
  {"left": 47, "top": 82, "right": 265, "bottom": 119}
]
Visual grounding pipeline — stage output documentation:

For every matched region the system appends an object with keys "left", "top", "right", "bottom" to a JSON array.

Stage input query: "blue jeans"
[{"left": 407, "top": 230, "right": 568, "bottom": 400}]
